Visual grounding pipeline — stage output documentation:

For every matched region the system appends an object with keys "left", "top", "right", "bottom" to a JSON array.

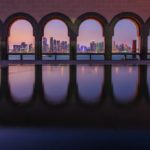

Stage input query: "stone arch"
[
  {"left": 3, "top": 12, "right": 38, "bottom": 59},
  {"left": 74, "top": 12, "right": 108, "bottom": 36},
  {"left": 4, "top": 12, "right": 38, "bottom": 37},
  {"left": 110, "top": 12, "right": 144, "bottom": 56},
  {"left": 110, "top": 12, "right": 144, "bottom": 36},
  {"left": 39, "top": 12, "right": 73, "bottom": 37}
]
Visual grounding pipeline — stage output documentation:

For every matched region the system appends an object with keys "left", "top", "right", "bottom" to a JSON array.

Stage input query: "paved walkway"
[{"left": 0, "top": 60, "right": 150, "bottom": 66}]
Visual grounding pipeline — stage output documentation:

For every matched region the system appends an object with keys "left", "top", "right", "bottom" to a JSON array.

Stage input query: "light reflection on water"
[
  {"left": 8, "top": 65, "right": 35, "bottom": 103},
  {"left": 147, "top": 66, "right": 150, "bottom": 96},
  {"left": 77, "top": 65, "right": 104, "bottom": 103},
  {"left": 42, "top": 65, "right": 69, "bottom": 104},
  {"left": 2, "top": 64, "right": 149, "bottom": 105},
  {"left": 112, "top": 66, "right": 139, "bottom": 103}
]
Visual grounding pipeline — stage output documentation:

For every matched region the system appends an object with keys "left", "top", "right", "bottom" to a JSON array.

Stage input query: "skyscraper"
[
  {"left": 57, "top": 40, "right": 61, "bottom": 51},
  {"left": 132, "top": 40, "right": 137, "bottom": 53},
  {"left": 53, "top": 39, "right": 57, "bottom": 52},
  {"left": 43, "top": 37, "right": 49, "bottom": 52},
  {"left": 50, "top": 37, "right": 54, "bottom": 52},
  {"left": 29, "top": 44, "right": 33, "bottom": 52},
  {"left": 90, "top": 41, "right": 97, "bottom": 52}
]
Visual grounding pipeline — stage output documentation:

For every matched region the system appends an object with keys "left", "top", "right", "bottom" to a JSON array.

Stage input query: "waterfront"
[
  {"left": 0, "top": 64, "right": 150, "bottom": 149},
  {"left": 0, "top": 64, "right": 148, "bottom": 126}
]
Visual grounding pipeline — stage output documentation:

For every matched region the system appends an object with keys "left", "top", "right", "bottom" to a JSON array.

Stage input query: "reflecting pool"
[
  {"left": 0, "top": 64, "right": 149, "bottom": 128},
  {"left": 0, "top": 64, "right": 150, "bottom": 149}
]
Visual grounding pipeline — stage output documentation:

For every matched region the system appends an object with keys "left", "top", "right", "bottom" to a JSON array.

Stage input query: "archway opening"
[
  {"left": 77, "top": 19, "right": 104, "bottom": 60},
  {"left": 42, "top": 19, "right": 69, "bottom": 60},
  {"left": 112, "top": 19, "right": 140, "bottom": 60},
  {"left": 8, "top": 19, "right": 35, "bottom": 60}
]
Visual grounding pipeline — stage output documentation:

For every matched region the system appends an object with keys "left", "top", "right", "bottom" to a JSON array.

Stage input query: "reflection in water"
[
  {"left": 147, "top": 66, "right": 150, "bottom": 96},
  {"left": 4, "top": 65, "right": 144, "bottom": 106},
  {"left": 8, "top": 65, "right": 35, "bottom": 103},
  {"left": 42, "top": 65, "right": 69, "bottom": 104},
  {"left": 77, "top": 65, "right": 104, "bottom": 103},
  {"left": 112, "top": 66, "right": 138, "bottom": 103}
]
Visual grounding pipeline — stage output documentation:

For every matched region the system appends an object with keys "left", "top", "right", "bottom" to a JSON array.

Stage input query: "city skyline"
[
  {"left": 9, "top": 20, "right": 35, "bottom": 49},
  {"left": 42, "top": 37, "right": 69, "bottom": 53},
  {"left": 7, "top": 18, "right": 149, "bottom": 52}
]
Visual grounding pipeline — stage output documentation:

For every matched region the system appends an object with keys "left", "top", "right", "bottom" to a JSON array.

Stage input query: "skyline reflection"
[
  {"left": 112, "top": 66, "right": 139, "bottom": 103},
  {"left": 8, "top": 65, "right": 35, "bottom": 103},
  {"left": 42, "top": 65, "right": 69, "bottom": 104},
  {"left": 0, "top": 65, "right": 148, "bottom": 106},
  {"left": 77, "top": 65, "right": 104, "bottom": 103}
]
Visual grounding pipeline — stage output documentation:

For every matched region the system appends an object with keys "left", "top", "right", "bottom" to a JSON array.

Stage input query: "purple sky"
[
  {"left": 9, "top": 20, "right": 35, "bottom": 49},
  {"left": 8, "top": 18, "right": 144, "bottom": 49}
]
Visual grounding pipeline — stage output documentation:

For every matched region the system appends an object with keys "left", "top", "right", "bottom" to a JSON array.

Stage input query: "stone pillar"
[
  {"left": 35, "top": 34, "right": 42, "bottom": 60},
  {"left": 140, "top": 29, "right": 148, "bottom": 60},
  {"left": 69, "top": 32, "right": 77, "bottom": 61},
  {"left": 103, "top": 65, "right": 113, "bottom": 99},
  {"left": 67, "top": 65, "right": 78, "bottom": 102},
  {"left": 33, "top": 65, "right": 44, "bottom": 100},
  {"left": 1, "top": 31, "right": 8, "bottom": 60},
  {"left": 138, "top": 65, "right": 149, "bottom": 99},
  {"left": 1, "top": 67, "right": 10, "bottom": 100},
  {"left": 104, "top": 26, "right": 112, "bottom": 60}
]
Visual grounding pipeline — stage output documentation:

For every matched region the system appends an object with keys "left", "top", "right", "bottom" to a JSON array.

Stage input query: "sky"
[
  {"left": 9, "top": 19, "right": 35, "bottom": 49},
  {"left": 8, "top": 18, "right": 144, "bottom": 49},
  {"left": 44, "top": 19, "right": 69, "bottom": 45}
]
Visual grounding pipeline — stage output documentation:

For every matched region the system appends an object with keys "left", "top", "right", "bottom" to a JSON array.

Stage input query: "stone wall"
[{"left": 0, "top": 0, "right": 149, "bottom": 22}]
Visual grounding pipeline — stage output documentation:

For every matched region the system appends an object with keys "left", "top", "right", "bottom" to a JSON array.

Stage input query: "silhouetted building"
[
  {"left": 50, "top": 37, "right": 54, "bottom": 52},
  {"left": 132, "top": 40, "right": 137, "bottom": 53},
  {"left": 29, "top": 44, "right": 33, "bottom": 52}
]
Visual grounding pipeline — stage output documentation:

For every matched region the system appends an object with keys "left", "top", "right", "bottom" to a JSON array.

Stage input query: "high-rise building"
[
  {"left": 29, "top": 44, "right": 33, "bottom": 52},
  {"left": 42, "top": 37, "right": 49, "bottom": 52},
  {"left": 132, "top": 40, "right": 137, "bottom": 53},
  {"left": 77, "top": 44, "right": 80, "bottom": 52},
  {"left": 13, "top": 45, "right": 21, "bottom": 52},
  {"left": 53, "top": 39, "right": 57, "bottom": 51},
  {"left": 61, "top": 41, "right": 64, "bottom": 51},
  {"left": 50, "top": 37, "right": 54, "bottom": 52},
  {"left": 57, "top": 40, "right": 61, "bottom": 51},
  {"left": 90, "top": 41, "right": 97, "bottom": 52}
]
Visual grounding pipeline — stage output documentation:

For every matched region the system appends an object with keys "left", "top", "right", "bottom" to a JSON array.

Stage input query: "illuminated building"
[
  {"left": 42, "top": 37, "right": 49, "bottom": 52},
  {"left": 50, "top": 37, "right": 54, "bottom": 52}
]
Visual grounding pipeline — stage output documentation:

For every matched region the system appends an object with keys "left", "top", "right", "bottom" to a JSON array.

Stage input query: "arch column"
[
  {"left": 1, "top": 67, "right": 10, "bottom": 100},
  {"left": 140, "top": 27, "right": 148, "bottom": 60},
  {"left": 138, "top": 65, "right": 149, "bottom": 99},
  {"left": 35, "top": 34, "right": 42, "bottom": 60},
  {"left": 103, "top": 65, "right": 114, "bottom": 99},
  {"left": 32, "top": 65, "right": 44, "bottom": 100},
  {"left": 1, "top": 30, "right": 8, "bottom": 60},
  {"left": 67, "top": 65, "right": 78, "bottom": 102},
  {"left": 69, "top": 32, "right": 77, "bottom": 61},
  {"left": 104, "top": 25, "right": 112, "bottom": 60}
]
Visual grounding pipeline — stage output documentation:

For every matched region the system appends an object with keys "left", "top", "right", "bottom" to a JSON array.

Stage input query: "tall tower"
[
  {"left": 42, "top": 37, "right": 48, "bottom": 52},
  {"left": 132, "top": 40, "right": 137, "bottom": 53},
  {"left": 50, "top": 37, "right": 54, "bottom": 52}
]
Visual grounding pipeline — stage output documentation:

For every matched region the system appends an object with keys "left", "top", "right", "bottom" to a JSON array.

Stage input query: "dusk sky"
[
  {"left": 113, "top": 19, "right": 139, "bottom": 48},
  {"left": 44, "top": 19, "right": 69, "bottom": 44},
  {"left": 9, "top": 19, "right": 35, "bottom": 49},
  {"left": 8, "top": 18, "right": 144, "bottom": 49}
]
